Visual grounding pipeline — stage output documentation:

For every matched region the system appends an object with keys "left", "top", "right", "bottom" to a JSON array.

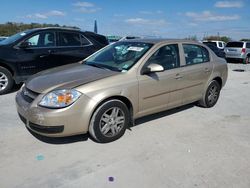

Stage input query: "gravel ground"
[{"left": 0, "top": 63, "right": 250, "bottom": 188}]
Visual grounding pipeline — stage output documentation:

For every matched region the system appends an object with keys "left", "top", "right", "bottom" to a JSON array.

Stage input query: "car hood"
[{"left": 26, "top": 63, "right": 119, "bottom": 94}]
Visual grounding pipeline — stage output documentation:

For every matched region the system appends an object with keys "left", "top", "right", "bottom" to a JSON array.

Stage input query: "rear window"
[
  {"left": 84, "top": 32, "right": 109, "bottom": 46},
  {"left": 203, "top": 42, "right": 217, "bottom": 46},
  {"left": 226, "top": 42, "right": 243, "bottom": 48}
]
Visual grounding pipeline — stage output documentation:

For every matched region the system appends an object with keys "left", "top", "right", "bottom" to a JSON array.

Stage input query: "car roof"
[
  {"left": 120, "top": 38, "right": 204, "bottom": 45},
  {"left": 24, "top": 27, "right": 89, "bottom": 33}
]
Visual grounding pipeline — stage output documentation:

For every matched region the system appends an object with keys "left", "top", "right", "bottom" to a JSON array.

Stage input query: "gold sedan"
[{"left": 16, "top": 39, "right": 228, "bottom": 143}]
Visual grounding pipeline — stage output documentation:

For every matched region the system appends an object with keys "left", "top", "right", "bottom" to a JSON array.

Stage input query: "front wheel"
[
  {"left": 0, "top": 66, "right": 14, "bottom": 95},
  {"left": 89, "top": 100, "right": 130, "bottom": 143},
  {"left": 199, "top": 80, "right": 221, "bottom": 108}
]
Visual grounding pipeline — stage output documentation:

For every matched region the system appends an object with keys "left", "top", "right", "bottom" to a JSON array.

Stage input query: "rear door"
[
  {"left": 50, "top": 31, "right": 94, "bottom": 67},
  {"left": 180, "top": 43, "right": 213, "bottom": 104}
]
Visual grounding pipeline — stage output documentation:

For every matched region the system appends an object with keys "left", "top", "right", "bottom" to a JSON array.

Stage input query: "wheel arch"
[
  {"left": 89, "top": 95, "right": 134, "bottom": 128},
  {"left": 0, "top": 62, "right": 14, "bottom": 76},
  {"left": 212, "top": 76, "right": 222, "bottom": 88}
]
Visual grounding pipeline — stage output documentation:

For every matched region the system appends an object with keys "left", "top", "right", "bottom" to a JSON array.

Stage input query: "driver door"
[
  {"left": 16, "top": 31, "right": 56, "bottom": 76},
  {"left": 137, "top": 43, "right": 183, "bottom": 116}
]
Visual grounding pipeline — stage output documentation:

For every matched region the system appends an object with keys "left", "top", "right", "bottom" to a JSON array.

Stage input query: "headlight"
[{"left": 39, "top": 89, "right": 82, "bottom": 108}]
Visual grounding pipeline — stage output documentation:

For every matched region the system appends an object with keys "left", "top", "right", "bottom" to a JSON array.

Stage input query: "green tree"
[
  {"left": 184, "top": 35, "right": 198, "bottom": 41},
  {"left": 240, "top": 39, "right": 250, "bottom": 41},
  {"left": 0, "top": 22, "right": 80, "bottom": 36},
  {"left": 203, "top": 35, "right": 231, "bottom": 43}
]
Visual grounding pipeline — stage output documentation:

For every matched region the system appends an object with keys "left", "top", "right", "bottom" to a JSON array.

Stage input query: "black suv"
[{"left": 0, "top": 27, "right": 108, "bottom": 94}]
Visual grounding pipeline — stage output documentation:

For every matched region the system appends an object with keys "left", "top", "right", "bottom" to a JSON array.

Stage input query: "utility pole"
[{"left": 94, "top": 20, "right": 98, "bottom": 34}]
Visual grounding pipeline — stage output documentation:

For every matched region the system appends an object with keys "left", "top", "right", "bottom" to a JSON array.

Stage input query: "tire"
[
  {"left": 245, "top": 56, "right": 250, "bottom": 64},
  {"left": 89, "top": 99, "right": 130, "bottom": 143},
  {"left": 0, "top": 66, "right": 14, "bottom": 95},
  {"left": 199, "top": 80, "right": 221, "bottom": 108}
]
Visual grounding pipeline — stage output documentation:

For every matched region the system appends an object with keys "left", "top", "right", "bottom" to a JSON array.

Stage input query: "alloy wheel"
[
  {"left": 207, "top": 85, "right": 219, "bottom": 105},
  {"left": 99, "top": 107, "right": 125, "bottom": 137},
  {"left": 0, "top": 72, "right": 8, "bottom": 91}
]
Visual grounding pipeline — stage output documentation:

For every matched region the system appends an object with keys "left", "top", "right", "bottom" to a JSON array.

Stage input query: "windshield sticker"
[
  {"left": 20, "top": 33, "right": 27, "bottom": 36},
  {"left": 121, "top": 70, "right": 128, "bottom": 73},
  {"left": 122, "top": 64, "right": 129, "bottom": 69},
  {"left": 127, "top": 47, "right": 144, "bottom": 52}
]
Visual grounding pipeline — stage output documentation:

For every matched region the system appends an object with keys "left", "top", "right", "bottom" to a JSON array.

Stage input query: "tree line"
[
  {"left": 185, "top": 35, "right": 250, "bottom": 43},
  {"left": 1, "top": 22, "right": 249, "bottom": 42},
  {"left": 0, "top": 22, "right": 79, "bottom": 36}
]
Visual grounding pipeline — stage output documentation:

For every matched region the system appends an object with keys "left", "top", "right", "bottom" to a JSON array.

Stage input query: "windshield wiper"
[
  {"left": 85, "top": 62, "right": 120, "bottom": 72},
  {"left": 87, "top": 63, "right": 106, "bottom": 70}
]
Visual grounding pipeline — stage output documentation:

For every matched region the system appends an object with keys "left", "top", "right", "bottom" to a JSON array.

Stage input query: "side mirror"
[
  {"left": 19, "top": 41, "right": 31, "bottom": 49},
  {"left": 143, "top": 63, "right": 164, "bottom": 74}
]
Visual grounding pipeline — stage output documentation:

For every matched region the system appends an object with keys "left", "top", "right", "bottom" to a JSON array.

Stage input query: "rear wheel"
[
  {"left": 245, "top": 56, "right": 250, "bottom": 64},
  {"left": 199, "top": 80, "right": 221, "bottom": 108},
  {"left": 0, "top": 66, "right": 14, "bottom": 95},
  {"left": 89, "top": 100, "right": 130, "bottom": 143}
]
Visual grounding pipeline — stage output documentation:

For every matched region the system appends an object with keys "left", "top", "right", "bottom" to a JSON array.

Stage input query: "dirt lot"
[{"left": 0, "top": 64, "right": 250, "bottom": 188}]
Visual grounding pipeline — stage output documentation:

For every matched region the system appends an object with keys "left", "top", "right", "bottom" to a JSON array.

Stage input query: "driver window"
[
  {"left": 25, "top": 32, "right": 55, "bottom": 47},
  {"left": 146, "top": 44, "right": 180, "bottom": 70}
]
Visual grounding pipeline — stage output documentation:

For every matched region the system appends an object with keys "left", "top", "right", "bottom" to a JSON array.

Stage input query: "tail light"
[{"left": 242, "top": 48, "right": 246, "bottom": 54}]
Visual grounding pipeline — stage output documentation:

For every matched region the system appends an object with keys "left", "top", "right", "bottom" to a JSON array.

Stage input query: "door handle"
[
  {"left": 39, "top": 50, "right": 55, "bottom": 58},
  {"left": 48, "top": 49, "right": 55, "bottom": 54},
  {"left": 204, "top": 68, "right": 211, "bottom": 73},
  {"left": 39, "top": 54, "right": 49, "bottom": 58},
  {"left": 175, "top": 74, "right": 183, "bottom": 80}
]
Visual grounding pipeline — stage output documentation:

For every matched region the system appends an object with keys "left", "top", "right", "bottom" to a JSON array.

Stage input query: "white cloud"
[
  {"left": 73, "top": 2, "right": 94, "bottom": 7},
  {"left": 46, "top": 10, "right": 66, "bottom": 16},
  {"left": 34, "top": 14, "right": 48, "bottom": 19},
  {"left": 73, "top": 1, "right": 101, "bottom": 13},
  {"left": 26, "top": 10, "right": 66, "bottom": 19},
  {"left": 114, "top": 14, "right": 125, "bottom": 17},
  {"left": 215, "top": 1, "right": 243, "bottom": 8},
  {"left": 125, "top": 18, "right": 167, "bottom": 26},
  {"left": 139, "top": 10, "right": 163, "bottom": 15},
  {"left": 185, "top": 11, "right": 240, "bottom": 22},
  {"left": 187, "top": 23, "right": 198, "bottom": 27}
]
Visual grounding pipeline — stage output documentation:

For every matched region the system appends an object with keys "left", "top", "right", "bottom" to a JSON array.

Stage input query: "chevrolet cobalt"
[{"left": 16, "top": 39, "right": 228, "bottom": 143}]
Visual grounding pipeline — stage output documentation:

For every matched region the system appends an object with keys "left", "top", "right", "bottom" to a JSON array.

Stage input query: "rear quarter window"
[{"left": 80, "top": 35, "right": 91, "bottom": 46}]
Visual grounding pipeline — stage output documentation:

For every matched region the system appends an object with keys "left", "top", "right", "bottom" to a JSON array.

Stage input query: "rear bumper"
[{"left": 225, "top": 57, "right": 244, "bottom": 63}]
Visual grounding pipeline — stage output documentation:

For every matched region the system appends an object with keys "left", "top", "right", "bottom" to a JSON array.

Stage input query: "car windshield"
[
  {"left": 84, "top": 41, "right": 153, "bottom": 72},
  {"left": 0, "top": 30, "right": 32, "bottom": 45}
]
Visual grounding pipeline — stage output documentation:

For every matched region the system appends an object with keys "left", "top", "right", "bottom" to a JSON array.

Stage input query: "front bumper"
[{"left": 15, "top": 91, "right": 94, "bottom": 137}]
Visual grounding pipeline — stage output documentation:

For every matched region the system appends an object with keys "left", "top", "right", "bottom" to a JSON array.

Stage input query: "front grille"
[{"left": 21, "top": 87, "right": 39, "bottom": 103}]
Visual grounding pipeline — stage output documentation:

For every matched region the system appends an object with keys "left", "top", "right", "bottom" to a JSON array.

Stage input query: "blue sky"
[{"left": 0, "top": 0, "right": 249, "bottom": 40}]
